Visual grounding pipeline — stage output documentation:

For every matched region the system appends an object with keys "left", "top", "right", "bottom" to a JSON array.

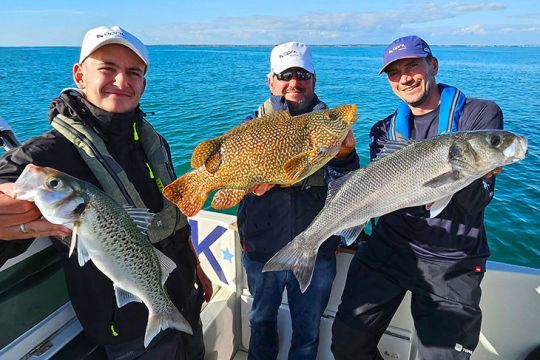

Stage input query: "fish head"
[
  {"left": 14, "top": 164, "right": 88, "bottom": 226},
  {"left": 448, "top": 130, "right": 528, "bottom": 176},
  {"left": 323, "top": 104, "right": 358, "bottom": 126},
  {"left": 312, "top": 104, "right": 358, "bottom": 140}
]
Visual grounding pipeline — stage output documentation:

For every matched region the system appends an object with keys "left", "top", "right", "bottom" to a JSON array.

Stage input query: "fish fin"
[
  {"left": 144, "top": 308, "right": 193, "bottom": 348},
  {"left": 283, "top": 152, "right": 313, "bottom": 182},
  {"left": 76, "top": 237, "right": 91, "bottom": 267},
  {"left": 336, "top": 222, "right": 367, "bottom": 246},
  {"left": 262, "top": 236, "right": 318, "bottom": 293},
  {"left": 191, "top": 139, "right": 223, "bottom": 172},
  {"left": 428, "top": 195, "right": 453, "bottom": 218},
  {"left": 423, "top": 170, "right": 462, "bottom": 188},
  {"left": 123, "top": 206, "right": 156, "bottom": 235},
  {"left": 154, "top": 248, "right": 177, "bottom": 285},
  {"left": 373, "top": 140, "right": 414, "bottom": 161},
  {"left": 68, "top": 221, "right": 79, "bottom": 258},
  {"left": 326, "top": 171, "right": 355, "bottom": 202},
  {"left": 114, "top": 284, "right": 142, "bottom": 308},
  {"left": 211, "top": 188, "right": 248, "bottom": 210},
  {"left": 162, "top": 169, "right": 213, "bottom": 217}
]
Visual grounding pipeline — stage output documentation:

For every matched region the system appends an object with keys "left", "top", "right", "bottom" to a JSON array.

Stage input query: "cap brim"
[
  {"left": 378, "top": 54, "right": 428, "bottom": 75},
  {"left": 80, "top": 37, "right": 148, "bottom": 67},
  {"left": 272, "top": 61, "right": 315, "bottom": 75}
]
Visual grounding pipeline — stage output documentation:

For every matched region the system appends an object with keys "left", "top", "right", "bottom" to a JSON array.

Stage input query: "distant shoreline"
[{"left": 1, "top": 44, "right": 539, "bottom": 48}]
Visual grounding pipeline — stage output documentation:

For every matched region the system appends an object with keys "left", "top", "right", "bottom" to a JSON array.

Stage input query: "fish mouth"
[
  {"left": 503, "top": 135, "right": 528, "bottom": 163},
  {"left": 13, "top": 164, "right": 45, "bottom": 200},
  {"left": 344, "top": 104, "right": 358, "bottom": 125}
]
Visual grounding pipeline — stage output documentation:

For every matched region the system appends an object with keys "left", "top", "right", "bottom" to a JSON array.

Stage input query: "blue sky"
[{"left": 0, "top": 0, "right": 538, "bottom": 46}]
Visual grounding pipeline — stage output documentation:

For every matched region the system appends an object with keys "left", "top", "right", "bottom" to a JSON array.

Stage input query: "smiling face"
[
  {"left": 385, "top": 57, "right": 439, "bottom": 115},
  {"left": 73, "top": 44, "right": 146, "bottom": 113},
  {"left": 268, "top": 67, "right": 316, "bottom": 114}
]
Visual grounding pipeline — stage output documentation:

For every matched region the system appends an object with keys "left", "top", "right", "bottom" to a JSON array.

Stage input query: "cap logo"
[
  {"left": 96, "top": 31, "right": 125, "bottom": 39},
  {"left": 388, "top": 44, "right": 406, "bottom": 54},
  {"left": 424, "top": 47, "right": 431, "bottom": 53},
  {"left": 279, "top": 50, "right": 300, "bottom": 58}
]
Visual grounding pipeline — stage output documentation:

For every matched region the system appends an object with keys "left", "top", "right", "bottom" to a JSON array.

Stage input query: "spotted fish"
[
  {"left": 13, "top": 164, "right": 193, "bottom": 347},
  {"left": 163, "top": 104, "right": 358, "bottom": 217}
]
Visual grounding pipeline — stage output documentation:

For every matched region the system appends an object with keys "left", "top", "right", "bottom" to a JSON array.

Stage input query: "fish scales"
[
  {"left": 262, "top": 131, "right": 528, "bottom": 292},
  {"left": 13, "top": 165, "right": 193, "bottom": 347},
  {"left": 164, "top": 104, "right": 358, "bottom": 216}
]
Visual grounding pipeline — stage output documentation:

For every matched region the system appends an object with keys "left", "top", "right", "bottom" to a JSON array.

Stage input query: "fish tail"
[
  {"left": 144, "top": 308, "right": 193, "bottom": 348},
  {"left": 162, "top": 169, "right": 212, "bottom": 217},
  {"left": 262, "top": 235, "right": 318, "bottom": 293}
]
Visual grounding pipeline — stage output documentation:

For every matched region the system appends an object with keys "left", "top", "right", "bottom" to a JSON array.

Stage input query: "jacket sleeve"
[
  {"left": 452, "top": 100, "right": 503, "bottom": 214},
  {"left": 369, "top": 117, "right": 391, "bottom": 161},
  {"left": 0, "top": 146, "right": 36, "bottom": 265}
]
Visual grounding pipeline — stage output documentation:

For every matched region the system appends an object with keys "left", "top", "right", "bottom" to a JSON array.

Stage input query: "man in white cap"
[
  {"left": 0, "top": 25, "right": 211, "bottom": 359},
  {"left": 237, "top": 42, "right": 359, "bottom": 359}
]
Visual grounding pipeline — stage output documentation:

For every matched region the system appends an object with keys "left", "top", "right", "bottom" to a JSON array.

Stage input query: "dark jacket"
[
  {"left": 369, "top": 97, "right": 503, "bottom": 263},
  {"left": 237, "top": 95, "right": 360, "bottom": 263},
  {"left": 0, "top": 92, "right": 202, "bottom": 345}
]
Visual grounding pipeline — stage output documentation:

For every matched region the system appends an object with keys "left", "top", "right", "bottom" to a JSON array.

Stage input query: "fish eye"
[
  {"left": 490, "top": 135, "right": 501, "bottom": 147},
  {"left": 47, "top": 177, "right": 60, "bottom": 188},
  {"left": 325, "top": 112, "right": 336, "bottom": 120}
]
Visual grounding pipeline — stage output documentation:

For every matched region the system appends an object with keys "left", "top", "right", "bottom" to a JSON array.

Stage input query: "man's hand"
[
  {"left": 196, "top": 263, "right": 213, "bottom": 302},
  {"left": 336, "top": 130, "right": 356, "bottom": 159},
  {"left": 249, "top": 183, "right": 275, "bottom": 196},
  {"left": 0, "top": 183, "right": 71, "bottom": 240},
  {"left": 484, "top": 167, "right": 502, "bottom": 179}
]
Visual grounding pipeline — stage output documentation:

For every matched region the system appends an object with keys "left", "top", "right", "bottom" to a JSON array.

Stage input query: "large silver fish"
[
  {"left": 13, "top": 164, "right": 192, "bottom": 347},
  {"left": 263, "top": 130, "right": 528, "bottom": 292}
]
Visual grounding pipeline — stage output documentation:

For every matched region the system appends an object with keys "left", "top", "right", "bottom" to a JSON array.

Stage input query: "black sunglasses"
[{"left": 274, "top": 69, "right": 312, "bottom": 81}]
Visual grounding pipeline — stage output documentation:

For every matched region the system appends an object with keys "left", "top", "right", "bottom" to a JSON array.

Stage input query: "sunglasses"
[{"left": 274, "top": 69, "right": 313, "bottom": 81}]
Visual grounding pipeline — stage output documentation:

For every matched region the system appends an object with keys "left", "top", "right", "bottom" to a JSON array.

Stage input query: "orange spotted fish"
[{"left": 163, "top": 104, "right": 358, "bottom": 217}]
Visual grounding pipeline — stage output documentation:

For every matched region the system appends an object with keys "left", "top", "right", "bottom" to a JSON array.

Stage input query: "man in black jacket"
[
  {"left": 0, "top": 25, "right": 211, "bottom": 360},
  {"left": 331, "top": 35, "right": 503, "bottom": 360},
  {"left": 237, "top": 42, "right": 360, "bottom": 360}
]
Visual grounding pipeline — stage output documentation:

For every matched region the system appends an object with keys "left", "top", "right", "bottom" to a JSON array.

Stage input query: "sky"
[{"left": 0, "top": 0, "right": 538, "bottom": 46}]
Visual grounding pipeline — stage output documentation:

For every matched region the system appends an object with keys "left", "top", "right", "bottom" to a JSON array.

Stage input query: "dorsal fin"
[
  {"left": 123, "top": 206, "right": 155, "bottom": 235},
  {"left": 373, "top": 139, "right": 414, "bottom": 161},
  {"left": 326, "top": 171, "right": 356, "bottom": 203}
]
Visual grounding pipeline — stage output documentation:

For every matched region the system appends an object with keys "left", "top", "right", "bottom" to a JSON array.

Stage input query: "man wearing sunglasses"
[{"left": 237, "top": 42, "right": 359, "bottom": 360}]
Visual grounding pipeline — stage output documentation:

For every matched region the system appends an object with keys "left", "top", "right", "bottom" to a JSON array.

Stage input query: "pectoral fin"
[
  {"left": 114, "top": 284, "right": 142, "bottom": 308},
  {"left": 76, "top": 238, "right": 91, "bottom": 267},
  {"left": 283, "top": 152, "right": 313, "bottom": 182},
  {"left": 191, "top": 139, "right": 223, "bottom": 173},
  {"left": 211, "top": 188, "right": 248, "bottom": 209},
  {"left": 423, "top": 170, "right": 461, "bottom": 188},
  {"left": 428, "top": 195, "right": 453, "bottom": 218},
  {"left": 68, "top": 221, "right": 79, "bottom": 258}
]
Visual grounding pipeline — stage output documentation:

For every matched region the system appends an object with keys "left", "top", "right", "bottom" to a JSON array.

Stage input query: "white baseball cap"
[
  {"left": 269, "top": 42, "right": 315, "bottom": 76},
  {"left": 79, "top": 25, "right": 149, "bottom": 69}
]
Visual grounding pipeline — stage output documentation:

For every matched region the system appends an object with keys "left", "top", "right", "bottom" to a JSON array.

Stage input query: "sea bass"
[
  {"left": 13, "top": 164, "right": 192, "bottom": 347},
  {"left": 263, "top": 130, "right": 528, "bottom": 292},
  {"left": 163, "top": 104, "right": 358, "bottom": 217}
]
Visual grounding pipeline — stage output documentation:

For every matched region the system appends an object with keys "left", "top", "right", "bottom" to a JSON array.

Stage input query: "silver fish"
[
  {"left": 263, "top": 130, "right": 528, "bottom": 292},
  {"left": 13, "top": 164, "right": 192, "bottom": 347}
]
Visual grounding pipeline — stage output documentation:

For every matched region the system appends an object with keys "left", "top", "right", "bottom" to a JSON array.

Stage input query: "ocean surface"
[{"left": 0, "top": 45, "right": 538, "bottom": 269}]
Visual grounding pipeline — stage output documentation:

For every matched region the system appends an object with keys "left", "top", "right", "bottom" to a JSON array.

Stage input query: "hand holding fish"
[
  {"left": 484, "top": 166, "right": 502, "bottom": 179},
  {"left": 249, "top": 183, "right": 275, "bottom": 196},
  {"left": 0, "top": 182, "right": 71, "bottom": 240},
  {"left": 336, "top": 130, "right": 356, "bottom": 159}
]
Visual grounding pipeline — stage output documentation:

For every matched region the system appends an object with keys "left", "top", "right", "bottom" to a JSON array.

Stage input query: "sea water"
[{"left": 0, "top": 45, "right": 538, "bottom": 268}]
